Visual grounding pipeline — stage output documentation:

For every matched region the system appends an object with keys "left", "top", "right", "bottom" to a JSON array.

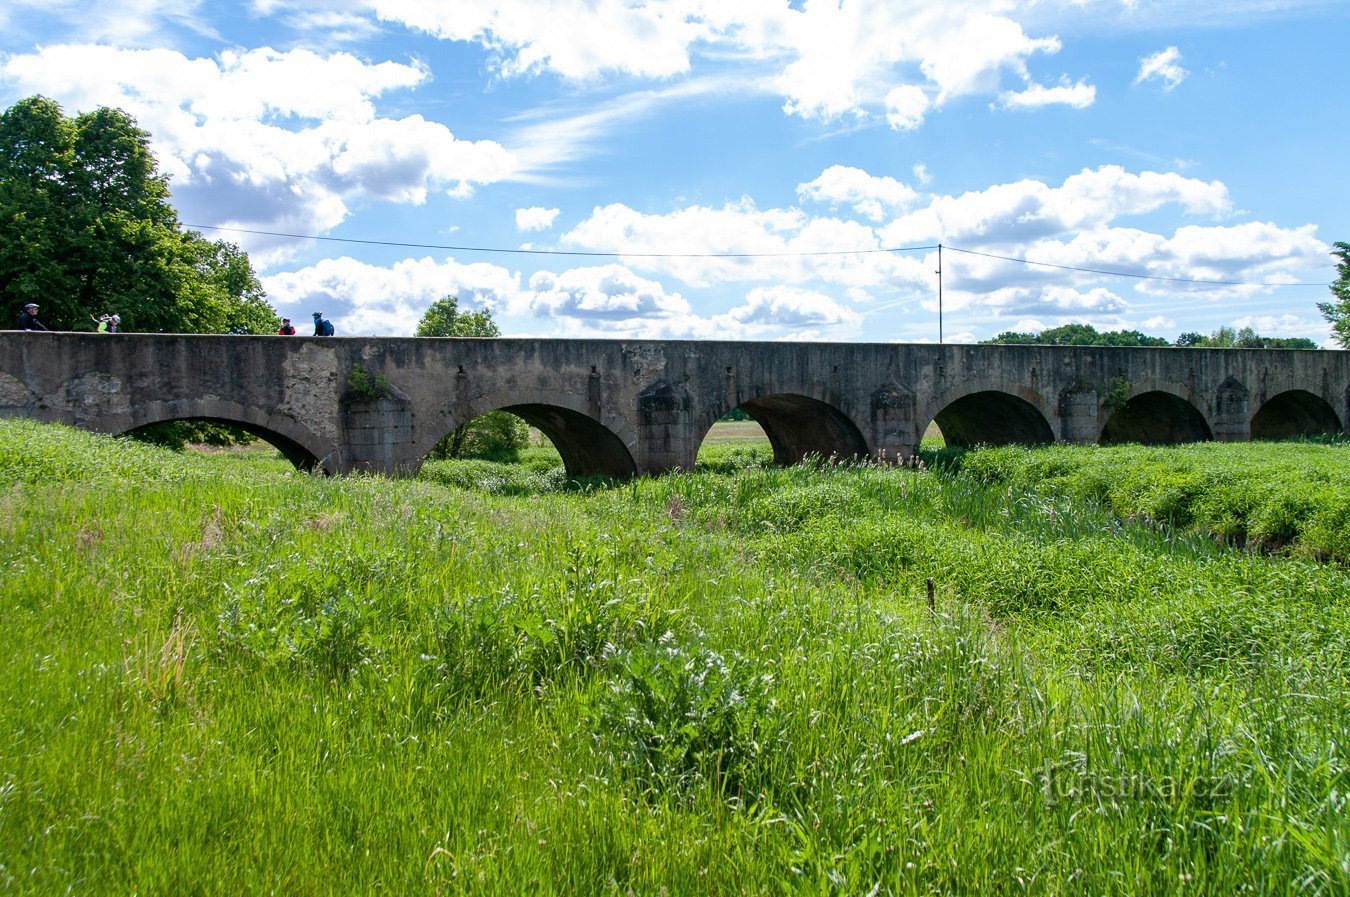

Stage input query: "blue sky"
[{"left": 2, "top": 1, "right": 1347, "bottom": 343}]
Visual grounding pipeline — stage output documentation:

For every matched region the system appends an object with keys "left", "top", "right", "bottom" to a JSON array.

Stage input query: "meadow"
[{"left": 0, "top": 418, "right": 1345, "bottom": 895}]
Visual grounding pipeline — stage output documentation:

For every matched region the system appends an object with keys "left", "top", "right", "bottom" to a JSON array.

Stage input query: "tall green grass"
[
  {"left": 930, "top": 440, "right": 1350, "bottom": 561},
  {"left": 0, "top": 419, "right": 1345, "bottom": 894}
]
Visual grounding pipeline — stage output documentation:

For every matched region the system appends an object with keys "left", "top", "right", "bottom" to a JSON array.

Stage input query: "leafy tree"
[
  {"left": 1176, "top": 325, "right": 1318, "bottom": 350},
  {"left": 0, "top": 95, "right": 276, "bottom": 333},
  {"left": 1319, "top": 241, "right": 1350, "bottom": 348},
  {"left": 414, "top": 294, "right": 501, "bottom": 337},
  {"left": 983, "top": 323, "right": 1169, "bottom": 347},
  {"left": 416, "top": 296, "right": 528, "bottom": 459}
]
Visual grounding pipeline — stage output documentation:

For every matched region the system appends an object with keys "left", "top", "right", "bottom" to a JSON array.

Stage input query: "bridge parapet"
[{"left": 1, "top": 333, "right": 1344, "bottom": 477}]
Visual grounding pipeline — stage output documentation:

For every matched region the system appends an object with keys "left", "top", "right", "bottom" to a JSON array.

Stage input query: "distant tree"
[
  {"left": 416, "top": 296, "right": 527, "bottom": 459},
  {"left": 1178, "top": 325, "right": 1318, "bottom": 350},
  {"left": 414, "top": 295, "right": 500, "bottom": 338},
  {"left": 982, "top": 323, "right": 1169, "bottom": 347},
  {"left": 1319, "top": 241, "right": 1350, "bottom": 348},
  {"left": 0, "top": 95, "right": 277, "bottom": 333}
]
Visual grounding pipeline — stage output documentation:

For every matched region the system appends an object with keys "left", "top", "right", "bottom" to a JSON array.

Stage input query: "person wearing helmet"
[
  {"left": 17, "top": 303, "right": 48, "bottom": 331},
  {"left": 312, "top": 311, "right": 334, "bottom": 336},
  {"left": 96, "top": 313, "right": 121, "bottom": 333},
  {"left": 278, "top": 317, "right": 296, "bottom": 335}
]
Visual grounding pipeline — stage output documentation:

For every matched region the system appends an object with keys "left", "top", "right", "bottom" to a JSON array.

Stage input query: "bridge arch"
[
  {"left": 695, "top": 388, "right": 869, "bottom": 467},
  {"left": 922, "top": 386, "right": 1056, "bottom": 448},
  {"left": 1099, "top": 385, "right": 1212, "bottom": 445},
  {"left": 88, "top": 400, "right": 334, "bottom": 471},
  {"left": 428, "top": 389, "right": 638, "bottom": 480},
  {"left": 1251, "top": 389, "right": 1343, "bottom": 440}
]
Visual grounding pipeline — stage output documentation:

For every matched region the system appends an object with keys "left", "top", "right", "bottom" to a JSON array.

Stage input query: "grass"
[
  {"left": 929, "top": 439, "right": 1350, "bottom": 561},
  {"left": 0, "top": 418, "right": 1345, "bottom": 894}
]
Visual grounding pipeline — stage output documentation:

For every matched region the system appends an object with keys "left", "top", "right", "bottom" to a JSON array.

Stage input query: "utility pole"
[{"left": 936, "top": 243, "right": 944, "bottom": 344}]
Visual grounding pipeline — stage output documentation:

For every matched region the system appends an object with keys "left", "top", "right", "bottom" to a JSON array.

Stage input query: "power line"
[
  {"left": 184, "top": 222, "right": 1330, "bottom": 289},
  {"left": 184, "top": 224, "right": 938, "bottom": 259},
  {"left": 944, "top": 245, "right": 1330, "bottom": 288}
]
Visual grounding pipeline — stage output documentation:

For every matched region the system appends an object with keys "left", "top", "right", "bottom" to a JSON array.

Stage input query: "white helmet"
[{"left": 111, "top": 314, "right": 121, "bottom": 323}]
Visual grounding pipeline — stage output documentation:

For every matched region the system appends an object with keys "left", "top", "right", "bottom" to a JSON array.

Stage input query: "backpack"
[{"left": 322, "top": 320, "right": 335, "bottom": 336}]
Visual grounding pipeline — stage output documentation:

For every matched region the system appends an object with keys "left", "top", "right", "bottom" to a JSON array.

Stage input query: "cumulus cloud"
[
  {"left": 881, "top": 165, "right": 1231, "bottom": 247},
  {"left": 374, "top": 1, "right": 1089, "bottom": 129},
  {"left": 725, "top": 286, "right": 862, "bottom": 329},
  {"left": 0, "top": 44, "right": 518, "bottom": 265},
  {"left": 1135, "top": 46, "right": 1188, "bottom": 91},
  {"left": 998, "top": 78, "right": 1095, "bottom": 110},
  {"left": 523, "top": 265, "right": 693, "bottom": 327},
  {"left": 797, "top": 166, "right": 918, "bottom": 222},
  {"left": 515, "top": 207, "right": 561, "bottom": 231},
  {"left": 884, "top": 85, "right": 930, "bottom": 130},
  {"left": 261, "top": 255, "right": 525, "bottom": 335}
]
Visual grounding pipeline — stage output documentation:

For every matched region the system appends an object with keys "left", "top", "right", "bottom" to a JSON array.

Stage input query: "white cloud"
[
  {"left": 999, "top": 78, "right": 1095, "bottom": 110},
  {"left": 0, "top": 45, "right": 517, "bottom": 265},
  {"left": 725, "top": 286, "right": 862, "bottom": 329},
  {"left": 1134, "top": 46, "right": 1189, "bottom": 91},
  {"left": 797, "top": 165, "right": 917, "bottom": 222},
  {"left": 881, "top": 165, "right": 1231, "bottom": 247},
  {"left": 262, "top": 255, "right": 525, "bottom": 336},
  {"left": 515, "top": 207, "right": 560, "bottom": 231},
  {"left": 883, "top": 85, "right": 930, "bottom": 130},
  {"left": 912, "top": 162, "right": 932, "bottom": 186},
  {"left": 370, "top": 0, "right": 708, "bottom": 80},
  {"left": 374, "top": 2, "right": 1087, "bottom": 129}
]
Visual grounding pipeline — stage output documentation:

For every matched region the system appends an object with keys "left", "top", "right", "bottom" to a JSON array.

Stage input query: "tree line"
[{"left": 981, "top": 322, "right": 1324, "bottom": 349}]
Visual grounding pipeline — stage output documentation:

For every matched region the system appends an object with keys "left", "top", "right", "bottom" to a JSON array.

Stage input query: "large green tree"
[
  {"left": 1319, "top": 241, "right": 1350, "bottom": 348},
  {"left": 415, "top": 295, "right": 529, "bottom": 459},
  {"left": 414, "top": 294, "right": 501, "bottom": 338},
  {"left": 0, "top": 95, "right": 276, "bottom": 333}
]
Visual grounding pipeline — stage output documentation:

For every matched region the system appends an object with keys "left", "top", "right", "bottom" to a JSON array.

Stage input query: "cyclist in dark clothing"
[
  {"left": 17, "top": 303, "right": 48, "bottom": 331},
  {"left": 312, "top": 312, "right": 334, "bottom": 336}
]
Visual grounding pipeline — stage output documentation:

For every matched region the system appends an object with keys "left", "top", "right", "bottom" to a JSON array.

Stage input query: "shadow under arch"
[
  {"left": 91, "top": 401, "right": 332, "bottom": 472},
  {"left": 728, "top": 393, "right": 869, "bottom": 466},
  {"left": 126, "top": 417, "right": 325, "bottom": 471},
  {"left": 1251, "top": 389, "right": 1343, "bottom": 440},
  {"left": 1100, "top": 390, "right": 1212, "bottom": 445},
  {"left": 498, "top": 403, "right": 637, "bottom": 480},
  {"left": 930, "top": 390, "right": 1054, "bottom": 448}
]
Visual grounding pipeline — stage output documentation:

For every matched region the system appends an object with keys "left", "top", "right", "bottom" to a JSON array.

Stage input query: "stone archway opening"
[
  {"left": 928, "top": 391, "right": 1054, "bottom": 448},
  {"left": 1251, "top": 390, "right": 1343, "bottom": 440},
  {"left": 124, "top": 417, "right": 325, "bottom": 471},
  {"left": 1100, "top": 391, "right": 1212, "bottom": 445},
  {"left": 433, "top": 404, "right": 636, "bottom": 480},
  {"left": 696, "top": 409, "right": 771, "bottom": 467},
  {"left": 729, "top": 393, "right": 868, "bottom": 466}
]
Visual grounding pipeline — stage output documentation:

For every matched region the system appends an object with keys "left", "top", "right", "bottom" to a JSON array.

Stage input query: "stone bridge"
[{"left": 1, "top": 333, "right": 1345, "bottom": 477}]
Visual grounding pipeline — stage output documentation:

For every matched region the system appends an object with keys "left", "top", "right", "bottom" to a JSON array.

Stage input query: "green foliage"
[
  {"left": 345, "top": 364, "right": 393, "bottom": 400},
  {"left": 981, "top": 321, "right": 1319, "bottom": 349},
  {"left": 0, "top": 95, "right": 277, "bottom": 333},
  {"left": 414, "top": 296, "right": 528, "bottom": 459},
  {"left": 1179, "top": 324, "right": 1319, "bottom": 349},
  {"left": 594, "top": 637, "right": 780, "bottom": 799},
  {"left": 414, "top": 294, "right": 501, "bottom": 338},
  {"left": 126, "top": 420, "right": 257, "bottom": 452},
  {"left": 983, "top": 323, "right": 1171, "bottom": 347},
  {"left": 1319, "top": 240, "right": 1350, "bottom": 348},
  {"left": 948, "top": 440, "right": 1350, "bottom": 560},
  {"left": 1, "top": 419, "right": 1347, "bottom": 893}
]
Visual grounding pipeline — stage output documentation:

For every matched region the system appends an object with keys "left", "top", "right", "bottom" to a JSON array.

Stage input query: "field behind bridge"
[{"left": 0, "top": 419, "right": 1346, "bottom": 895}]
